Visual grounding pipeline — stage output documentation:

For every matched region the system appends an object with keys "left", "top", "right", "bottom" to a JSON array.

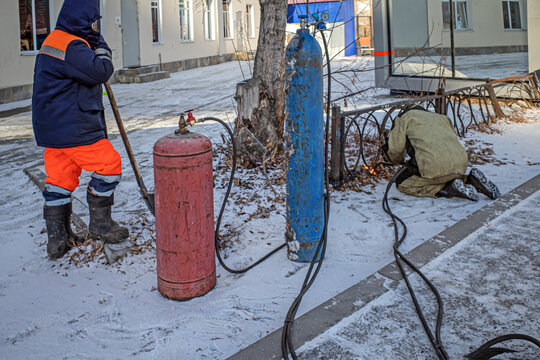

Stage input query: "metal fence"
[{"left": 329, "top": 74, "right": 540, "bottom": 184}]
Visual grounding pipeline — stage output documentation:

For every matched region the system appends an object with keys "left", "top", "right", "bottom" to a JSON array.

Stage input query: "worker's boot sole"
[
  {"left": 452, "top": 179, "right": 479, "bottom": 202},
  {"left": 468, "top": 168, "right": 500, "bottom": 200}
]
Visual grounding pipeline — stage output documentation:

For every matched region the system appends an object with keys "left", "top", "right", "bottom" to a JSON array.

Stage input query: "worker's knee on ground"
[
  {"left": 398, "top": 174, "right": 464, "bottom": 198},
  {"left": 397, "top": 181, "right": 443, "bottom": 198},
  {"left": 397, "top": 173, "right": 468, "bottom": 198}
]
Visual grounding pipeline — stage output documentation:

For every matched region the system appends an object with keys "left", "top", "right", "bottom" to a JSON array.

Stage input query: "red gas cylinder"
[{"left": 153, "top": 131, "right": 215, "bottom": 300}]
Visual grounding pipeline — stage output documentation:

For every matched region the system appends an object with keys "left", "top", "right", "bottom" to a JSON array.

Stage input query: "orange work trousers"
[{"left": 44, "top": 139, "right": 122, "bottom": 191}]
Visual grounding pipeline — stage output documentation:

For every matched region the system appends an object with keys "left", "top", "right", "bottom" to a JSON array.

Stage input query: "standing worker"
[
  {"left": 32, "top": 0, "right": 129, "bottom": 259},
  {"left": 383, "top": 106, "right": 500, "bottom": 201}
]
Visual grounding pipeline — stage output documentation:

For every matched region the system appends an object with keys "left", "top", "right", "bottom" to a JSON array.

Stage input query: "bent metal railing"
[{"left": 329, "top": 74, "right": 540, "bottom": 184}]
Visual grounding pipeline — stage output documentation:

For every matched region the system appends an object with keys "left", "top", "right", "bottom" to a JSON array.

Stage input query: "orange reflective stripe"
[
  {"left": 41, "top": 29, "right": 90, "bottom": 51},
  {"left": 374, "top": 50, "right": 395, "bottom": 56},
  {"left": 39, "top": 29, "right": 90, "bottom": 61}
]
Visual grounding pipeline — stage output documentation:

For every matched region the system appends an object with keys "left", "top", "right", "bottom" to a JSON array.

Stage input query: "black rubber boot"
[
  {"left": 44, "top": 203, "right": 85, "bottom": 260},
  {"left": 467, "top": 168, "right": 501, "bottom": 200},
  {"left": 87, "top": 192, "right": 129, "bottom": 244},
  {"left": 436, "top": 179, "right": 479, "bottom": 201}
]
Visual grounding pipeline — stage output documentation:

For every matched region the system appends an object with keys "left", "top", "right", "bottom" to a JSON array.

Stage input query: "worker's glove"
[
  {"left": 94, "top": 35, "right": 112, "bottom": 63},
  {"left": 86, "top": 29, "right": 101, "bottom": 49}
]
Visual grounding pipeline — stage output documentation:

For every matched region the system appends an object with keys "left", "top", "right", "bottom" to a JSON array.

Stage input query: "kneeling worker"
[
  {"left": 32, "top": 0, "right": 129, "bottom": 259},
  {"left": 382, "top": 107, "right": 500, "bottom": 201}
]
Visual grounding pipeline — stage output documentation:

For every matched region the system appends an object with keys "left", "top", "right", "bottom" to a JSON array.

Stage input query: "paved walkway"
[{"left": 231, "top": 174, "right": 540, "bottom": 360}]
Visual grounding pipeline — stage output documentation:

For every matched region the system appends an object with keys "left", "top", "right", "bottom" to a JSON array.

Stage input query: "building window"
[
  {"left": 19, "top": 0, "right": 51, "bottom": 52},
  {"left": 246, "top": 4, "right": 254, "bottom": 38},
  {"left": 203, "top": 0, "right": 214, "bottom": 40},
  {"left": 442, "top": 0, "right": 469, "bottom": 30},
  {"left": 222, "top": 0, "right": 232, "bottom": 38},
  {"left": 151, "top": 0, "right": 161, "bottom": 43},
  {"left": 179, "top": 0, "right": 192, "bottom": 40},
  {"left": 502, "top": 0, "right": 521, "bottom": 29}
]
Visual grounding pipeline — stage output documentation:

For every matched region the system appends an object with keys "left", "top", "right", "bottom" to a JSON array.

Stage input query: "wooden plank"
[{"left": 23, "top": 166, "right": 88, "bottom": 229}]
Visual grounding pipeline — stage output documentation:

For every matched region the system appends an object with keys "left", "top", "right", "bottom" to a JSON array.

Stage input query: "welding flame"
[{"left": 363, "top": 164, "right": 377, "bottom": 176}]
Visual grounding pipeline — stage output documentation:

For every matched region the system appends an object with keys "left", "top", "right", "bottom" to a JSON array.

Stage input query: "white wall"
[
  {"left": 139, "top": 0, "right": 215, "bottom": 65},
  {"left": 0, "top": 0, "right": 260, "bottom": 96},
  {"left": 0, "top": 1, "right": 56, "bottom": 88},
  {"left": 218, "top": 0, "right": 259, "bottom": 56},
  {"left": 391, "top": 0, "right": 429, "bottom": 49},
  {"left": 101, "top": 0, "right": 124, "bottom": 70},
  {"left": 0, "top": 0, "right": 122, "bottom": 89},
  {"left": 426, "top": 0, "right": 528, "bottom": 49},
  {"left": 528, "top": 0, "right": 540, "bottom": 71},
  {"left": 137, "top": 0, "right": 259, "bottom": 66}
]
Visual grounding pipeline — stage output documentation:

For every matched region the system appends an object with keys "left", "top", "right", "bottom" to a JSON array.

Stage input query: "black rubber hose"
[
  {"left": 466, "top": 333, "right": 540, "bottom": 359},
  {"left": 281, "top": 28, "right": 332, "bottom": 360},
  {"left": 197, "top": 117, "right": 286, "bottom": 274},
  {"left": 382, "top": 165, "right": 450, "bottom": 360},
  {"left": 384, "top": 166, "right": 540, "bottom": 360}
]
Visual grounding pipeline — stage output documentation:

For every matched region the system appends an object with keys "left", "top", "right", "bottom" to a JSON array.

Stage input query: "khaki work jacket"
[{"left": 387, "top": 110, "right": 468, "bottom": 179}]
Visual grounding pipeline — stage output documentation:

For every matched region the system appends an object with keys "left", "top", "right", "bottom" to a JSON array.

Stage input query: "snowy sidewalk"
[
  {"left": 0, "top": 114, "right": 538, "bottom": 359},
  {"left": 0, "top": 61, "right": 538, "bottom": 359},
  {"left": 231, "top": 174, "right": 540, "bottom": 359}
]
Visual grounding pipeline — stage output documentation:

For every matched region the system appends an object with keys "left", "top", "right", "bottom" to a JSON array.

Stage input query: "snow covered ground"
[
  {"left": 0, "top": 59, "right": 539, "bottom": 359},
  {"left": 297, "top": 189, "right": 540, "bottom": 359}
]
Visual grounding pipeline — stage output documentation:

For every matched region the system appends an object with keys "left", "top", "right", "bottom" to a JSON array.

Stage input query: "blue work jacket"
[{"left": 32, "top": 0, "right": 114, "bottom": 148}]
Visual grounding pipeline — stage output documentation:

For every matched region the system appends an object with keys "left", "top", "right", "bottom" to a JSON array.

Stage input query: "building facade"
[
  {"left": 528, "top": 0, "right": 539, "bottom": 72},
  {"left": 372, "top": 0, "right": 535, "bottom": 89},
  {"left": 390, "top": 0, "right": 528, "bottom": 57},
  {"left": 0, "top": 0, "right": 260, "bottom": 104}
]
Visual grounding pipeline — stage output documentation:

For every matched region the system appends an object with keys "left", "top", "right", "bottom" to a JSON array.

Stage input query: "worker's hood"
[{"left": 55, "top": 0, "right": 101, "bottom": 41}]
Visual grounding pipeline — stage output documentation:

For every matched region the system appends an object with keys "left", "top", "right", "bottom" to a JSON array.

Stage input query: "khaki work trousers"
[{"left": 397, "top": 173, "right": 467, "bottom": 198}]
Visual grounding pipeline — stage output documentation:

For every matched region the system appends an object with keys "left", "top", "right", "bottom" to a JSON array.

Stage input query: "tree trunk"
[{"left": 235, "top": 0, "right": 288, "bottom": 163}]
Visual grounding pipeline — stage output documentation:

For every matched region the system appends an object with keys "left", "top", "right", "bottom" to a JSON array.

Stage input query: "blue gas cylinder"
[{"left": 284, "top": 21, "right": 324, "bottom": 262}]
